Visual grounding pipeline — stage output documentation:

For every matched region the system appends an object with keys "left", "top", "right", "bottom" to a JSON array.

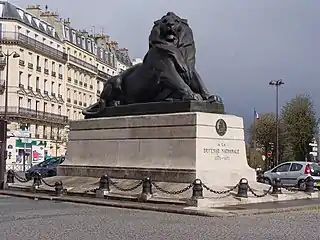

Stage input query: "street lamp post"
[
  {"left": 0, "top": 50, "right": 20, "bottom": 189},
  {"left": 269, "top": 79, "right": 284, "bottom": 167}
]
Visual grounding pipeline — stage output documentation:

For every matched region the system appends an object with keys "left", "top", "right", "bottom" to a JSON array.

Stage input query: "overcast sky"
[{"left": 12, "top": 0, "right": 320, "bottom": 125}]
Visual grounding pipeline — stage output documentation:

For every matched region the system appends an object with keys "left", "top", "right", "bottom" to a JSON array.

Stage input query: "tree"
[
  {"left": 248, "top": 112, "right": 282, "bottom": 168},
  {"left": 281, "top": 94, "right": 316, "bottom": 161}
]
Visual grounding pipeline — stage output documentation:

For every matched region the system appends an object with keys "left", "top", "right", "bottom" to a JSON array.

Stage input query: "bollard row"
[{"left": 6, "top": 170, "right": 64, "bottom": 197}]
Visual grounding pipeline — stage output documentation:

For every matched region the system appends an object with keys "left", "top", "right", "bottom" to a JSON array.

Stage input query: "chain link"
[
  {"left": 281, "top": 184, "right": 300, "bottom": 192},
  {"left": 41, "top": 178, "right": 55, "bottom": 188},
  {"left": 109, "top": 179, "right": 143, "bottom": 192},
  {"left": 248, "top": 185, "right": 272, "bottom": 197},
  {"left": 202, "top": 183, "right": 239, "bottom": 194},
  {"left": 13, "top": 172, "right": 29, "bottom": 183},
  {"left": 151, "top": 181, "right": 193, "bottom": 195}
]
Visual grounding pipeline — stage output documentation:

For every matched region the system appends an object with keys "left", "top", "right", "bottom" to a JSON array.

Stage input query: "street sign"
[
  {"left": 8, "top": 130, "right": 30, "bottom": 138},
  {"left": 267, "top": 151, "right": 272, "bottom": 157},
  {"left": 21, "top": 138, "right": 32, "bottom": 144}
]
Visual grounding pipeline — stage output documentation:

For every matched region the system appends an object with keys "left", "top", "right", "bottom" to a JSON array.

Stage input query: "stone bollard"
[
  {"left": 96, "top": 175, "right": 110, "bottom": 198},
  {"left": 99, "top": 175, "right": 110, "bottom": 192},
  {"left": 305, "top": 176, "right": 314, "bottom": 193},
  {"left": 6, "top": 170, "right": 14, "bottom": 184},
  {"left": 191, "top": 179, "right": 203, "bottom": 199},
  {"left": 142, "top": 177, "right": 152, "bottom": 195},
  {"left": 33, "top": 172, "right": 42, "bottom": 188},
  {"left": 54, "top": 181, "right": 64, "bottom": 197},
  {"left": 236, "top": 178, "right": 248, "bottom": 198},
  {"left": 272, "top": 178, "right": 282, "bottom": 194}
]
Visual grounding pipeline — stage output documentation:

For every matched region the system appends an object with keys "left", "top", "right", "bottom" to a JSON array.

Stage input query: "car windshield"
[
  {"left": 310, "top": 163, "right": 320, "bottom": 171},
  {"left": 37, "top": 157, "right": 61, "bottom": 167}
]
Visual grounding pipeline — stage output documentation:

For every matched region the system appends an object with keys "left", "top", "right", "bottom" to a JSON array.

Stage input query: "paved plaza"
[{"left": 0, "top": 195, "right": 319, "bottom": 240}]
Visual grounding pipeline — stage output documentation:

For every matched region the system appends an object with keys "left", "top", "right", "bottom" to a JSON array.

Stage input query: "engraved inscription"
[{"left": 203, "top": 142, "right": 240, "bottom": 160}]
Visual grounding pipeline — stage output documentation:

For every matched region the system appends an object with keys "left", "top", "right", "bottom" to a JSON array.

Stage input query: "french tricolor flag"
[{"left": 254, "top": 109, "right": 260, "bottom": 120}]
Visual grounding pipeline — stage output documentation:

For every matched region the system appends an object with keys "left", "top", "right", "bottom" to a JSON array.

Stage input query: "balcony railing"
[
  {"left": 35, "top": 133, "right": 40, "bottom": 138},
  {"left": 28, "top": 63, "right": 33, "bottom": 69},
  {"left": 27, "top": 86, "right": 33, "bottom": 91},
  {"left": 97, "top": 70, "right": 112, "bottom": 80},
  {"left": 19, "top": 83, "right": 24, "bottom": 88},
  {"left": 36, "top": 66, "right": 41, "bottom": 72},
  {"left": 67, "top": 98, "right": 71, "bottom": 103},
  {"left": 67, "top": 77, "right": 71, "bottom": 82},
  {"left": 0, "top": 32, "right": 68, "bottom": 63},
  {"left": 0, "top": 106, "right": 68, "bottom": 125},
  {"left": 84, "top": 83, "right": 87, "bottom": 88},
  {"left": 89, "top": 85, "right": 93, "bottom": 90},
  {"left": 69, "top": 55, "right": 97, "bottom": 72},
  {"left": 51, "top": 71, "right": 56, "bottom": 77},
  {"left": 44, "top": 68, "right": 49, "bottom": 74},
  {"left": 58, "top": 74, "right": 63, "bottom": 79},
  {"left": 36, "top": 88, "right": 41, "bottom": 93}
]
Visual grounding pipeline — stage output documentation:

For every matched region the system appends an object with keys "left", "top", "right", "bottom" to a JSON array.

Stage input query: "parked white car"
[{"left": 263, "top": 161, "right": 320, "bottom": 190}]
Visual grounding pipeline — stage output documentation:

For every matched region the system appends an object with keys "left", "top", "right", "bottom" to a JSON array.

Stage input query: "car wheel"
[
  {"left": 298, "top": 180, "right": 306, "bottom": 190},
  {"left": 264, "top": 178, "right": 272, "bottom": 185}
]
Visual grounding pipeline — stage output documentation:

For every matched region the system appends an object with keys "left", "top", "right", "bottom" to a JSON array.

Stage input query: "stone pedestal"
[{"left": 58, "top": 112, "right": 256, "bottom": 187}]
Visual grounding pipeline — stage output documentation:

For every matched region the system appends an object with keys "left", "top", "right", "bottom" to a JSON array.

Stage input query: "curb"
[
  {"left": 0, "top": 190, "right": 230, "bottom": 217},
  {"left": 1, "top": 190, "right": 319, "bottom": 217}
]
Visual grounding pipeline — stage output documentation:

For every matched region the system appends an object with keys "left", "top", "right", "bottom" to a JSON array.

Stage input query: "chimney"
[
  {"left": 26, "top": 5, "right": 41, "bottom": 18},
  {"left": 63, "top": 18, "right": 71, "bottom": 27},
  {"left": 94, "top": 33, "right": 110, "bottom": 50},
  {"left": 110, "top": 40, "right": 118, "bottom": 50},
  {"left": 40, "top": 8, "right": 59, "bottom": 26}
]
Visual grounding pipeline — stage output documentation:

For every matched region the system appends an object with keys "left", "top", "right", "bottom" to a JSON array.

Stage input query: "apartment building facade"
[{"left": 0, "top": 2, "right": 132, "bottom": 165}]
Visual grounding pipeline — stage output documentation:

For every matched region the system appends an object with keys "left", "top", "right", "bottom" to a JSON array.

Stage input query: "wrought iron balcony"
[
  {"left": 89, "top": 85, "right": 93, "bottom": 90},
  {"left": 36, "top": 88, "right": 41, "bottom": 93},
  {"left": 0, "top": 106, "right": 68, "bottom": 125},
  {"left": 79, "top": 81, "right": 83, "bottom": 86},
  {"left": 67, "top": 98, "right": 71, "bottom": 103},
  {"left": 0, "top": 32, "right": 68, "bottom": 63},
  {"left": 28, "top": 63, "right": 33, "bottom": 69},
  {"left": 74, "top": 79, "right": 78, "bottom": 85},
  {"left": 19, "top": 83, "right": 24, "bottom": 88},
  {"left": 36, "top": 66, "right": 41, "bottom": 72},
  {"left": 67, "top": 77, "right": 71, "bottom": 82},
  {"left": 58, "top": 74, "right": 63, "bottom": 79},
  {"left": 44, "top": 68, "right": 49, "bottom": 74},
  {"left": 97, "top": 70, "right": 112, "bottom": 81},
  {"left": 27, "top": 86, "right": 33, "bottom": 90},
  {"left": 69, "top": 55, "right": 97, "bottom": 72},
  {"left": 84, "top": 83, "right": 87, "bottom": 88},
  {"left": 51, "top": 71, "right": 56, "bottom": 77},
  {"left": 19, "top": 60, "right": 25, "bottom": 66}
]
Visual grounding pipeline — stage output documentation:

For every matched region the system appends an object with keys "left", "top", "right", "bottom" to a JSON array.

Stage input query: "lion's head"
[{"left": 149, "top": 12, "right": 194, "bottom": 49}]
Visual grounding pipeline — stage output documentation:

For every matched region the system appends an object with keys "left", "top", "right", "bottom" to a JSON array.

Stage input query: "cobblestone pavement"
[{"left": 0, "top": 196, "right": 319, "bottom": 240}]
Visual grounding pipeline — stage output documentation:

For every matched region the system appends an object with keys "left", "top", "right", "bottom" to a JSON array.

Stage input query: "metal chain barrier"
[
  {"left": 13, "top": 171, "right": 29, "bottom": 183},
  {"left": 281, "top": 184, "right": 300, "bottom": 193},
  {"left": 41, "top": 177, "right": 56, "bottom": 188},
  {"left": 248, "top": 185, "right": 272, "bottom": 198},
  {"left": 109, "top": 179, "right": 143, "bottom": 192},
  {"left": 151, "top": 181, "right": 193, "bottom": 195},
  {"left": 202, "top": 183, "right": 239, "bottom": 194}
]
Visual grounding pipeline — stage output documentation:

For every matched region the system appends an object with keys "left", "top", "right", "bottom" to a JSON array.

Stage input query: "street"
[{"left": 0, "top": 196, "right": 319, "bottom": 240}]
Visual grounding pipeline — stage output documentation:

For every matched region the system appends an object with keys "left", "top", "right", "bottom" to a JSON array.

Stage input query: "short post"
[
  {"left": 54, "top": 181, "right": 64, "bottom": 197},
  {"left": 142, "top": 177, "right": 152, "bottom": 195},
  {"left": 99, "top": 175, "right": 110, "bottom": 192},
  {"left": 191, "top": 179, "right": 203, "bottom": 199},
  {"left": 272, "top": 178, "right": 282, "bottom": 194},
  {"left": 33, "top": 172, "right": 42, "bottom": 188},
  {"left": 6, "top": 170, "right": 14, "bottom": 184},
  {"left": 96, "top": 175, "right": 110, "bottom": 198},
  {"left": 139, "top": 177, "right": 152, "bottom": 201},
  {"left": 305, "top": 176, "right": 314, "bottom": 193},
  {"left": 236, "top": 178, "right": 248, "bottom": 198}
]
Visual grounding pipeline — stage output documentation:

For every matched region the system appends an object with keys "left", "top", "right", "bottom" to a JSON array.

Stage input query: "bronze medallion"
[{"left": 216, "top": 119, "right": 227, "bottom": 136}]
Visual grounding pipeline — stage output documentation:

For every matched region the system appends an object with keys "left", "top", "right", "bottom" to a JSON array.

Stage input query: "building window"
[
  {"left": 43, "top": 125, "right": 47, "bottom": 137},
  {"left": 58, "top": 105, "right": 61, "bottom": 115},
  {"left": 58, "top": 84, "right": 61, "bottom": 94},
  {"left": 19, "top": 72, "right": 23, "bottom": 85},
  {"left": 36, "top": 56, "right": 40, "bottom": 67},
  {"left": 58, "top": 64, "right": 62, "bottom": 74},
  {"left": 27, "top": 74, "right": 31, "bottom": 87},
  {"left": 51, "top": 104, "right": 55, "bottom": 113},
  {"left": 36, "top": 77, "right": 39, "bottom": 89},
  {"left": 52, "top": 61, "right": 55, "bottom": 72},
  {"left": 35, "top": 125, "right": 39, "bottom": 136},
  {"left": 67, "top": 88, "right": 70, "bottom": 98},
  {"left": 18, "top": 97, "right": 23, "bottom": 108},
  {"left": 28, "top": 52, "right": 32, "bottom": 63},
  {"left": 27, "top": 99, "right": 31, "bottom": 109},
  {"left": 44, "top": 59, "right": 48, "bottom": 69},
  {"left": 36, "top": 100, "right": 39, "bottom": 112},
  {"left": 44, "top": 79, "right": 47, "bottom": 91},
  {"left": 44, "top": 102, "right": 47, "bottom": 112},
  {"left": 73, "top": 110, "right": 77, "bottom": 120},
  {"left": 51, "top": 82, "right": 54, "bottom": 94}
]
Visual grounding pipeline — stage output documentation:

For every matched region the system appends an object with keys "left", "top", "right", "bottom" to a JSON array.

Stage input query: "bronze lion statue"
[{"left": 83, "top": 12, "right": 222, "bottom": 118}]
